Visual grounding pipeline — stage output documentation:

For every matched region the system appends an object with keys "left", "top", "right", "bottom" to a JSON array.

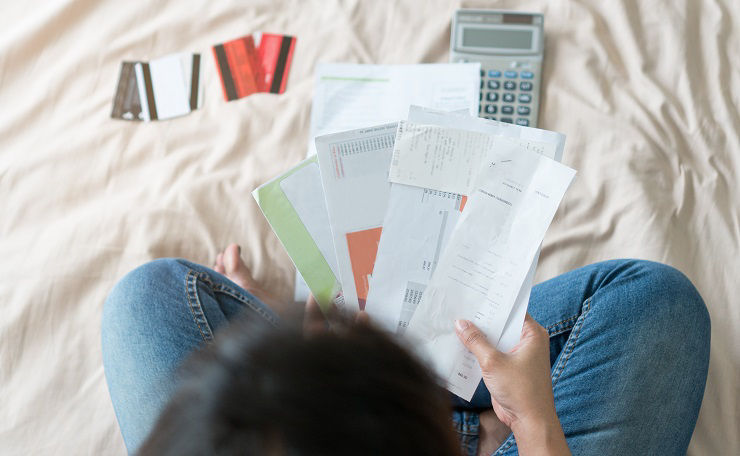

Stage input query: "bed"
[{"left": 0, "top": 0, "right": 737, "bottom": 453}]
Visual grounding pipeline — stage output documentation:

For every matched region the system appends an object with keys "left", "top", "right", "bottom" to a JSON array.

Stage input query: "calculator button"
[
  {"left": 504, "top": 70, "right": 518, "bottom": 78},
  {"left": 487, "top": 80, "right": 500, "bottom": 90},
  {"left": 521, "top": 71, "right": 534, "bottom": 79},
  {"left": 500, "top": 117, "right": 513, "bottom": 123},
  {"left": 480, "top": 80, "right": 484, "bottom": 89},
  {"left": 479, "top": 92, "right": 482, "bottom": 101},
  {"left": 518, "top": 94, "right": 532, "bottom": 103},
  {"left": 485, "top": 116, "right": 497, "bottom": 121},
  {"left": 488, "top": 70, "right": 501, "bottom": 78},
  {"left": 486, "top": 92, "right": 499, "bottom": 102},
  {"left": 501, "top": 105, "right": 514, "bottom": 115},
  {"left": 520, "top": 81, "right": 533, "bottom": 91},
  {"left": 515, "top": 118, "right": 530, "bottom": 126},
  {"left": 480, "top": 69, "right": 485, "bottom": 77},
  {"left": 484, "top": 104, "right": 497, "bottom": 114},
  {"left": 517, "top": 106, "right": 530, "bottom": 115},
  {"left": 502, "top": 93, "right": 515, "bottom": 103},
  {"left": 504, "top": 81, "right": 516, "bottom": 90}
]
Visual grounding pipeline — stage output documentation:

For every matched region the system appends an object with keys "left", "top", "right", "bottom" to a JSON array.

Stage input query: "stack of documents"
[{"left": 254, "top": 103, "right": 575, "bottom": 400}]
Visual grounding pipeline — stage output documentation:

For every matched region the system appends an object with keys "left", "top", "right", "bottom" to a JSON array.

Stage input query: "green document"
[{"left": 252, "top": 156, "right": 341, "bottom": 313}]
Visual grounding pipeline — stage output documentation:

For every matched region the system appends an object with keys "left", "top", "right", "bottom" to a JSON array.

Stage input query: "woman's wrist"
[{"left": 510, "top": 412, "right": 570, "bottom": 456}]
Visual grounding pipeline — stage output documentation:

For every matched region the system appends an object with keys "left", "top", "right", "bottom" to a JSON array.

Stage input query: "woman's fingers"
[
  {"left": 454, "top": 319, "right": 503, "bottom": 372},
  {"left": 303, "top": 295, "right": 327, "bottom": 334},
  {"left": 355, "top": 311, "right": 370, "bottom": 326}
]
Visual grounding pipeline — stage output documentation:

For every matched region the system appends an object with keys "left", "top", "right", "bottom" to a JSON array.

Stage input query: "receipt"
[
  {"left": 405, "top": 141, "right": 576, "bottom": 401},
  {"left": 389, "top": 120, "right": 559, "bottom": 195}
]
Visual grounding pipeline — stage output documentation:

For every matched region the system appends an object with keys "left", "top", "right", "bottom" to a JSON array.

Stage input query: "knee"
[
  {"left": 614, "top": 260, "right": 710, "bottom": 351},
  {"left": 102, "top": 258, "right": 188, "bottom": 343}
]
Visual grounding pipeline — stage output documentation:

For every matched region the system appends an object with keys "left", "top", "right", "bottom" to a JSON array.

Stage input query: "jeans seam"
[
  {"left": 546, "top": 314, "right": 578, "bottom": 334},
  {"left": 185, "top": 269, "right": 215, "bottom": 343},
  {"left": 197, "top": 274, "right": 279, "bottom": 327},
  {"left": 551, "top": 297, "right": 592, "bottom": 386}
]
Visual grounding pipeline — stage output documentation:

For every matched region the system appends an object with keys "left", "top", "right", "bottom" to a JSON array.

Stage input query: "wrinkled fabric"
[{"left": 0, "top": 0, "right": 737, "bottom": 454}]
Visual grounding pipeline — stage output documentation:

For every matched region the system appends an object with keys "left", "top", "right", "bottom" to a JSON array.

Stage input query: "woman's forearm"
[{"left": 511, "top": 413, "right": 570, "bottom": 456}]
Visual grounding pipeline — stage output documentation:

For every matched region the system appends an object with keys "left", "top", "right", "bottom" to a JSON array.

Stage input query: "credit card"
[
  {"left": 255, "top": 33, "right": 296, "bottom": 94},
  {"left": 111, "top": 61, "right": 144, "bottom": 121},
  {"left": 134, "top": 53, "right": 201, "bottom": 121},
  {"left": 212, "top": 35, "right": 261, "bottom": 101}
]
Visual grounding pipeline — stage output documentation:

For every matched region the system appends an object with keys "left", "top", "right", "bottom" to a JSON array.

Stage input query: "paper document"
[
  {"left": 315, "top": 123, "right": 398, "bottom": 312},
  {"left": 307, "top": 63, "right": 480, "bottom": 155},
  {"left": 389, "top": 121, "right": 558, "bottom": 195},
  {"left": 365, "top": 186, "right": 467, "bottom": 333},
  {"left": 405, "top": 143, "right": 576, "bottom": 400},
  {"left": 252, "top": 156, "right": 341, "bottom": 312},
  {"left": 407, "top": 105, "right": 565, "bottom": 161}
]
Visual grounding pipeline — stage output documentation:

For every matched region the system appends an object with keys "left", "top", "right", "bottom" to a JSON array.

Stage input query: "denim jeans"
[{"left": 102, "top": 259, "right": 709, "bottom": 455}]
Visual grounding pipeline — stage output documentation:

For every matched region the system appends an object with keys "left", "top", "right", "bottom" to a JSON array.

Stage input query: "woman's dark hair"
[{"left": 138, "top": 317, "right": 460, "bottom": 455}]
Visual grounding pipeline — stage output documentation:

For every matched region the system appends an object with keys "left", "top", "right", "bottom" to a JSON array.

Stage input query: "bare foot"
[
  {"left": 477, "top": 410, "right": 511, "bottom": 456},
  {"left": 213, "top": 243, "right": 289, "bottom": 317},
  {"left": 214, "top": 244, "right": 257, "bottom": 291}
]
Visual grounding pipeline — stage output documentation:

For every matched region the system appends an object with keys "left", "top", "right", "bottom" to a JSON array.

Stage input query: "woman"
[{"left": 101, "top": 244, "right": 710, "bottom": 455}]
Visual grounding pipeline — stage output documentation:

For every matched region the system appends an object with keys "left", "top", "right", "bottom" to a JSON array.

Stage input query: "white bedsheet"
[{"left": 0, "top": 0, "right": 737, "bottom": 454}]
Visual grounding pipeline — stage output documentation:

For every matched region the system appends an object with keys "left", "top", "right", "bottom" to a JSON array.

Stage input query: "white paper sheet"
[
  {"left": 407, "top": 105, "right": 565, "bottom": 162},
  {"left": 405, "top": 141, "right": 576, "bottom": 401},
  {"left": 389, "top": 120, "right": 558, "bottom": 195},
  {"left": 282, "top": 164, "right": 338, "bottom": 303},
  {"left": 307, "top": 63, "right": 480, "bottom": 156},
  {"left": 365, "top": 185, "right": 465, "bottom": 333},
  {"left": 315, "top": 123, "right": 398, "bottom": 312},
  {"left": 280, "top": 163, "right": 339, "bottom": 280}
]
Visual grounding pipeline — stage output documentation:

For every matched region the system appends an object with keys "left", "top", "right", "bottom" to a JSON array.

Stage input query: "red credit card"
[
  {"left": 212, "top": 35, "right": 261, "bottom": 101},
  {"left": 256, "top": 33, "right": 296, "bottom": 94}
]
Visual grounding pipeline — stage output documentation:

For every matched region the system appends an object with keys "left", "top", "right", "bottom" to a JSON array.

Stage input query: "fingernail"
[{"left": 454, "top": 319, "right": 469, "bottom": 332}]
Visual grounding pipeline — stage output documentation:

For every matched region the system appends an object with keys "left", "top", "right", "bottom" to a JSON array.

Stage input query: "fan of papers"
[{"left": 253, "top": 105, "right": 575, "bottom": 401}]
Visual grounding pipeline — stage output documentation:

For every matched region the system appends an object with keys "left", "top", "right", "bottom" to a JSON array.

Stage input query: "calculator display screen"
[{"left": 462, "top": 28, "right": 533, "bottom": 50}]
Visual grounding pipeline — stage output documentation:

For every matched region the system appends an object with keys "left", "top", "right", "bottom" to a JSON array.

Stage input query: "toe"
[
  {"left": 223, "top": 243, "right": 255, "bottom": 290},
  {"left": 214, "top": 252, "right": 225, "bottom": 274}
]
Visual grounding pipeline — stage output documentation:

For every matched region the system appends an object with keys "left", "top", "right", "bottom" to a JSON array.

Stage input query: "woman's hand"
[
  {"left": 455, "top": 314, "right": 570, "bottom": 455},
  {"left": 303, "top": 294, "right": 369, "bottom": 335}
]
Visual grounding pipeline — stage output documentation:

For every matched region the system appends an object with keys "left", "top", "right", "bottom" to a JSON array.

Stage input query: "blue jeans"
[{"left": 102, "top": 259, "right": 709, "bottom": 455}]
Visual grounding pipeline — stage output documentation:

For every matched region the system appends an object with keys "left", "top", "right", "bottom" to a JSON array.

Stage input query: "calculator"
[{"left": 450, "top": 9, "right": 545, "bottom": 127}]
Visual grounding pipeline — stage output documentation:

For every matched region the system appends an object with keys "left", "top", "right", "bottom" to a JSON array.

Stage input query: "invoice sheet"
[
  {"left": 407, "top": 105, "right": 565, "bottom": 161},
  {"left": 389, "top": 120, "right": 561, "bottom": 195},
  {"left": 307, "top": 63, "right": 480, "bottom": 156},
  {"left": 364, "top": 186, "right": 466, "bottom": 333},
  {"left": 405, "top": 143, "right": 576, "bottom": 401},
  {"left": 315, "top": 123, "right": 398, "bottom": 312}
]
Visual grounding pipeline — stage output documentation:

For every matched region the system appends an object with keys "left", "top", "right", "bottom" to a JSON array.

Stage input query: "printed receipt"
[
  {"left": 404, "top": 142, "right": 576, "bottom": 401},
  {"left": 389, "top": 120, "right": 560, "bottom": 195}
]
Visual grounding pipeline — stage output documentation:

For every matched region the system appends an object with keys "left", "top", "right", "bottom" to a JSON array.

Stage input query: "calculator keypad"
[{"left": 478, "top": 67, "right": 537, "bottom": 126}]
